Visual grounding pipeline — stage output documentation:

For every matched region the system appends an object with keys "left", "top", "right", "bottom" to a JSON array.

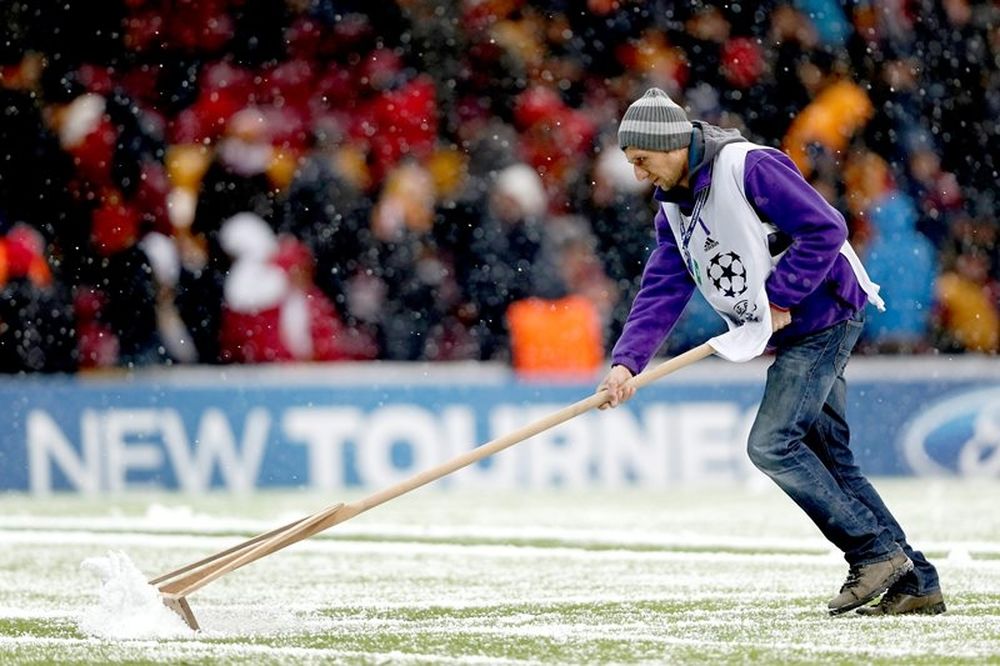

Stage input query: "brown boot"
[
  {"left": 857, "top": 588, "right": 946, "bottom": 616},
  {"left": 828, "top": 550, "right": 914, "bottom": 616}
]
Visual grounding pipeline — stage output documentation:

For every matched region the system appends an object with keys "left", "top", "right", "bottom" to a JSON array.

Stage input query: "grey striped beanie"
[{"left": 618, "top": 88, "right": 693, "bottom": 152}]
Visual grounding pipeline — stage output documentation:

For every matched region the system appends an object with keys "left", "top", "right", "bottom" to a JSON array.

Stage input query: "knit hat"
[{"left": 618, "top": 88, "right": 693, "bottom": 152}]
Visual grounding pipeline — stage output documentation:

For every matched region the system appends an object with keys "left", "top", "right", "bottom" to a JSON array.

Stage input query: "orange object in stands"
[{"left": 507, "top": 295, "right": 604, "bottom": 375}]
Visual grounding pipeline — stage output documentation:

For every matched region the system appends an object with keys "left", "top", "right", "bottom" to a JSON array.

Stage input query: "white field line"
[
  {"left": 0, "top": 607, "right": 73, "bottom": 619},
  {"left": 1, "top": 624, "right": 993, "bottom": 662},
  {"left": 0, "top": 591, "right": 878, "bottom": 625},
  {"left": 423, "top": 623, "right": 999, "bottom": 660},
  {"left": 0, "top": 528, "right": 840, "bottom": 566},
  {"left": 2, "top": 517, "right": 999, "bottom": 557},
  {"left": 0, "top": 530, "right": 1000, "bottom": 571},
  {"left": 0, "top": 636, "right": 535, "bottom": 665},
  {"left": 0, "top": 515, "right": 831, "bottom": 552}
]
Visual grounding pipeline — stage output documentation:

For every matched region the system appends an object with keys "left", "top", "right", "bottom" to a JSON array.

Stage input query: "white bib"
[{"left": 660, "top": 143, "right": 884, "bottom": 362}]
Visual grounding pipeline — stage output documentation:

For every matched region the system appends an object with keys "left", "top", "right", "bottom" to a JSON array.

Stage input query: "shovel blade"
[{"left": 161, "top": 594, "right": 199, "bottom": 631}]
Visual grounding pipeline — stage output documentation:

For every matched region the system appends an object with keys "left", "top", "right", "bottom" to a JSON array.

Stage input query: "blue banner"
[{"left": 1, "top": 361, "right": 997, "bottom": 493}]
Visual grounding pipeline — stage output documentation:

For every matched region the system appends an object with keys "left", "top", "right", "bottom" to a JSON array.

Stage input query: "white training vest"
[{"left": 659, "top": 142, "right": 885, "bottom": 362}]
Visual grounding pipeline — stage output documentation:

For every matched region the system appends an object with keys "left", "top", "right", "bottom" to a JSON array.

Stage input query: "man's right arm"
[{"left": 610, "top": 208, "right": 696, "bottom": 375}]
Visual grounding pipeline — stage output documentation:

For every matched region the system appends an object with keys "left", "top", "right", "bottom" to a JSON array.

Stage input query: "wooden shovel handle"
[
  {"left": 149, "top": 513, "right": 315, "bottom": 586},
  {"left": 353, "top": 343, "right": 715, "bottom": 516},
  {"left": 152, "top": 343, "right": 714, "bottom": 597}
]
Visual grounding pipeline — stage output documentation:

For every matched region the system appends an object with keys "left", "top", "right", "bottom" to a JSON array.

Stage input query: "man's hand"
[
  {"left": 597, "top": 364, "right": 636, "bottom": 409},
  {"left": 770, "top": 305, "right": 792, "bottom": 332}
]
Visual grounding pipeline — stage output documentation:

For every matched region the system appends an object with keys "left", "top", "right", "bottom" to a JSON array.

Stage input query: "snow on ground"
[
  {"left": 78, "top": 551, "right": 193, "bottom": 639},
  {"left": 0, "top": 480, "right": 998, "bottom": 664}
]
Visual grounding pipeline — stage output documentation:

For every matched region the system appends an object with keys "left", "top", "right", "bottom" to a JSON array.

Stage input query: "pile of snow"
[{"left": 79, "top": 550, "right": 194, "bottom": 639}]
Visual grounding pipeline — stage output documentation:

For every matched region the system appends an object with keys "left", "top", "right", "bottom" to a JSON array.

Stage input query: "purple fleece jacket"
[{"left": 610, "top": 146, "right": 867, "bottom": 375}]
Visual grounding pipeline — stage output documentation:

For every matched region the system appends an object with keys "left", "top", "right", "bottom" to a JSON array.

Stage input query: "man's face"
[{"left": 624, "top": 146, "right": 689, "bottom": 190}]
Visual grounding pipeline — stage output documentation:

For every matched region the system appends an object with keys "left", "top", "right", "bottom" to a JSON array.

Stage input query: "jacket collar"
[
  {"left": 652, "top": 165, "right": 712, "bottom": 204},
  {"left": 652, "top": 127, "right": 712, "bottom": 204}
]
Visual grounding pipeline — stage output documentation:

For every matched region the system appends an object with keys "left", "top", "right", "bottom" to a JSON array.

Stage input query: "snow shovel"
[{"left": 152, "top": 342, "right": 714, "bottom": 630}]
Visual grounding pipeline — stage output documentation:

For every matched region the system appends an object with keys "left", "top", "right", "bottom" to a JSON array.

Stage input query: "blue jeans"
[{"left": 748, "top": 309, "right": 940, "bottom": 595}]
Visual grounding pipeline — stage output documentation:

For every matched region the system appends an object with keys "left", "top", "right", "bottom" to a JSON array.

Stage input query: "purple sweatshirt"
[{"left": 611, "top": 135, "right": 867, "bottom": 375}]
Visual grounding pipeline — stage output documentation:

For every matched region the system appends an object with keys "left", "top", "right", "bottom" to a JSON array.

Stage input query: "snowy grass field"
[{"left": 1, "top": 480, "right": 999, "bottom": 664}]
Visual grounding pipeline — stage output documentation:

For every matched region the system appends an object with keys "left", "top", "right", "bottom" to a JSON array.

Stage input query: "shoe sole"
[
  {"left": 915, "top": 601, "right": 947, "bottom": 615},
  {"left": 828, "top": 559, "right": 915, "bottom": 617},
  {"left": 856, "top": 600, "right": 947, "bottom": 617}
]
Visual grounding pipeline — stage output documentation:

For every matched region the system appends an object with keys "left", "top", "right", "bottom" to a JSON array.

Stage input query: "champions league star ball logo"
[{"left": 707, "top": 251, "right": 748, "bottom": 298}]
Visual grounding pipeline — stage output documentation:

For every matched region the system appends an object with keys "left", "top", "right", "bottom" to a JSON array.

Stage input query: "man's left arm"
[{"left": 743, "top": 149, "right": 849, "bottom": 312}]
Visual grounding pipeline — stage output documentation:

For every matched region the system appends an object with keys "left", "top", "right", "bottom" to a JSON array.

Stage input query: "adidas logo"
[{"left": 704, "top": 237, "right": 719, "bottom": 251}]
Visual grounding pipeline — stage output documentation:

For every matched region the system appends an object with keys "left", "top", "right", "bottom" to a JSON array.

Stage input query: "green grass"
[{"left": 0, "top": 617, "right": 82, "bottom": 639}]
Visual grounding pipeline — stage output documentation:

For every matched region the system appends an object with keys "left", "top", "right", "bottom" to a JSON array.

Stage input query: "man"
[{"left": 598, "top": 88, "right": 945, "bottom": 616}]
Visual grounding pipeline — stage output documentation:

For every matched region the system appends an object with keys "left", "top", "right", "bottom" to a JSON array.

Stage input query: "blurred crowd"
[{"left": 0, "top": 0, "right": 997, "bottom": 374}]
